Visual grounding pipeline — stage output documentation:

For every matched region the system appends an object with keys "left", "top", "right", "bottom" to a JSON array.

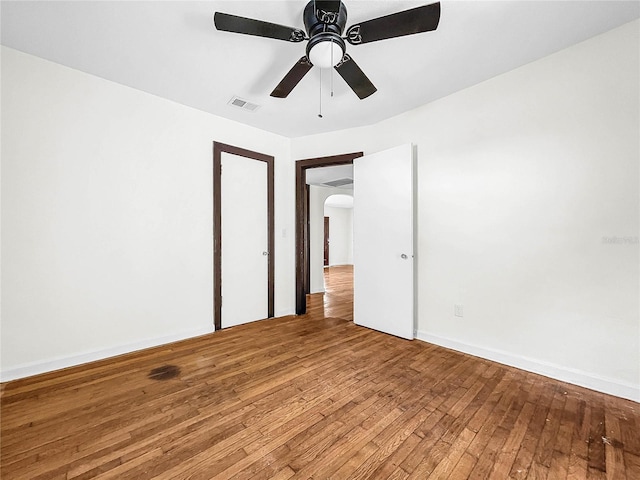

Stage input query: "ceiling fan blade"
[
  {"left": 214, "top": 12, "right": 306, "bottom": 43},
  {"left": 345, "top": 2, "right": 440, "bottom": 45},
  {"left": 271, "top": 57, "right": 314, "bottom": 98},
  {"left": 334, "top": 54, "right": 377, "bottom": 99}
]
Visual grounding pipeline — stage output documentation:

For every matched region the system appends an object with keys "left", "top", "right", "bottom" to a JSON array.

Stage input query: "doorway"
[
  {"left": 323, "top": 216, "right": 330, "bottom": 267},
  {"left": 323, "top": 194, "right": 354, "bottom": 271},
  {"left": 295, "top": 152, "right": 362, "bottom": 315},
  {"left": 213, "top": 142, "right": 274, "bottom": 330},
  {"left": 296, "top": 145, "right": 416, "bottom": 341},
  {"left": 308, "top": 183, "right": 354, "bottom": 298}
]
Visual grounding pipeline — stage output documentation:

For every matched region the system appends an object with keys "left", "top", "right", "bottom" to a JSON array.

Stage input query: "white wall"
[
  {"left": 292, "top": 21, "right": 640, "bottom": 401},
  {"left": 1, "top": 47, "right": 295, "bottom": 380},
  {"left": 324, "top": 204, "right": 353, "bottom": 266}
]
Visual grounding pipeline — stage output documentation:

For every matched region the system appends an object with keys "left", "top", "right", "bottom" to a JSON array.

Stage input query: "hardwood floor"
[
  {"left": 309, "top": 265, "right": 354, "bottom": 321},
  {"left": 1, "top": 265, "right": 638, "bottom": 479}
]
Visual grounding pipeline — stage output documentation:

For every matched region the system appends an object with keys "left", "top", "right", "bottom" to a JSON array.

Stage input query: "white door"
[
  {"left": 221, "top": 152, "right": 268, "bottom": 328},
  {"left": 353, "top": 144, "right": 415, "bottom": 340}
]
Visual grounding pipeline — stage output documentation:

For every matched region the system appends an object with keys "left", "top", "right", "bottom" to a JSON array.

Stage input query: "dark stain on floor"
[{"left": 148, "top": 365, "right": 181, "bottom": 381}]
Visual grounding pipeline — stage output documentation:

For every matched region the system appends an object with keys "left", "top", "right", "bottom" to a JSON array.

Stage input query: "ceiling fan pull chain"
[
  {"left": 318, "top": 67, "right": 323, "bottom": 118},
  {"left": 330, "top": 41, "right": 334, "bottom": 97}
]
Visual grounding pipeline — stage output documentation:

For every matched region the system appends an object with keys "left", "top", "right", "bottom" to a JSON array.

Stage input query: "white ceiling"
[
  {"left": 306, "top": 164, "right": 353, "bottom": 186},
  {"left": 2, "top": 1, "right": 638, "bottom": 138}
]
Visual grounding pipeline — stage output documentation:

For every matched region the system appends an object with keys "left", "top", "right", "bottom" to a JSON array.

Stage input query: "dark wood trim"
[
  {"left": 213, "top": 144, "right": 222, "bottom": 330},
  {"left": 295, "top": 152, "right": 363, "bottom": 315},
  {"left": 213, "top": 142, "right": 275, "bottom": 330},
  {"left": 324, "top": 216, "right": 330, "bottom": 267},
  {"left": 304, "top": 184, "right": 310, "bottom": 294}
]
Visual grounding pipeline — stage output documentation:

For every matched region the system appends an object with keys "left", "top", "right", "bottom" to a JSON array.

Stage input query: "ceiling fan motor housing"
[
  {"left": 304, "top": 1, "right": 347, "bottom": 68},
  {"left": 303, "top": 1, "right": 347, "bottom": 36}
]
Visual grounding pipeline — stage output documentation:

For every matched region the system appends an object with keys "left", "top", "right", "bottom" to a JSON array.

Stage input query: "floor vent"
[
  {"left": 323, "top": 178, "right": 353, "bottom": 187},
  {"left": 228, "top": 96, "right": 260, "bottom": 112}
]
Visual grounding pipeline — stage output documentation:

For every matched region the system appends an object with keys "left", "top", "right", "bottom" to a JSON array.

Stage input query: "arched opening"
[
  {"left": 323, "top": 194, "right": 353, "bottom": 269},
  {"left": 320, "top": 193, "right": 355, "bottom": 320},
  {"left": 306, "top": 174, "right": 353, "bottom": 296}
]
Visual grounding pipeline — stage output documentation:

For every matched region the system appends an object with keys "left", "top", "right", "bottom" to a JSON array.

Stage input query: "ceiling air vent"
[
  {"left": 323, "top": 178, "right": 353, "bottom": 188},
  {"left": 228, "top": 96, "right": 260, "bottom": 112}
]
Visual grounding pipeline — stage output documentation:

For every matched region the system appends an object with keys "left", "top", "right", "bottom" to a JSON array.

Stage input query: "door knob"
[
  {"left": 401, "top": 253, "right": 408, "bottom": 259},
  {"left": 263, "top": 251, "right": 269, "bottom": 256}
]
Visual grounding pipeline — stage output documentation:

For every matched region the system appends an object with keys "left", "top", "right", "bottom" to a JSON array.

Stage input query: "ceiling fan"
[{"left": 214, "top": 1, "right": 441, "bottom": 100}]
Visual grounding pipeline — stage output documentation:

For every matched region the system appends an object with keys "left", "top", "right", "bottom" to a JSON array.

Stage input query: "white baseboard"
[
  {"left": 416, "top": 331, "right": 640, "bottom": 403},
  {"left": 275, "top": 309, "right": 295, "bottom": 318},
  {"left": 0, "top": 326, "right": 215, "bottom": 383},
  {"left": 4, "top": 326, "right": 637, "bottom": 403}
]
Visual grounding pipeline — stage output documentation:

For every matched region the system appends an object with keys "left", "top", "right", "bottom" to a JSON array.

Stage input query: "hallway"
[{"left": 306, "top": 265, "right": 354, "bottom": 322}]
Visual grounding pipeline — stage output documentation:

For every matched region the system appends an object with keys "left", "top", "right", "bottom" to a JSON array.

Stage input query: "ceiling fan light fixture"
[
  {"left": 306, "top": 33, "right": 345, "bottom": 68},
  {"left": 308, "top": 40, "right": 343, "bottom": 68}
]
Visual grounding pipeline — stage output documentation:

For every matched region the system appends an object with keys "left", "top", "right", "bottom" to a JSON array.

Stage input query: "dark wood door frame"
[
  {"left": 324, "top": 216, "right": 330, "bottom": 266},
  {"left": 295, "top": 152, "right": 363, "bottom": 315},
  {"left": 214, "top": 142, "right": 275, "bottom": 330}
]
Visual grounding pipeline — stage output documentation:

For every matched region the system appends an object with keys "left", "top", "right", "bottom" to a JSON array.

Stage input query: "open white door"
[
  {"left": 221, "top": 152, "right": 268, "bottom": 328},
  {"left": 353, "top": 144, "right": 415, "bottom": 340}
]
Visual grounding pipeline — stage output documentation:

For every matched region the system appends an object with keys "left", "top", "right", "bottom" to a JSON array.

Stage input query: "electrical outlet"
[{"left": 454, "top": 304, "right": 464, "bottom": 317}]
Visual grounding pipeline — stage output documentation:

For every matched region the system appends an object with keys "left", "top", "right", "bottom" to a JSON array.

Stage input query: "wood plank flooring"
[{"left": 1, "top": 265, "right": 638, "bottom": 479}]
